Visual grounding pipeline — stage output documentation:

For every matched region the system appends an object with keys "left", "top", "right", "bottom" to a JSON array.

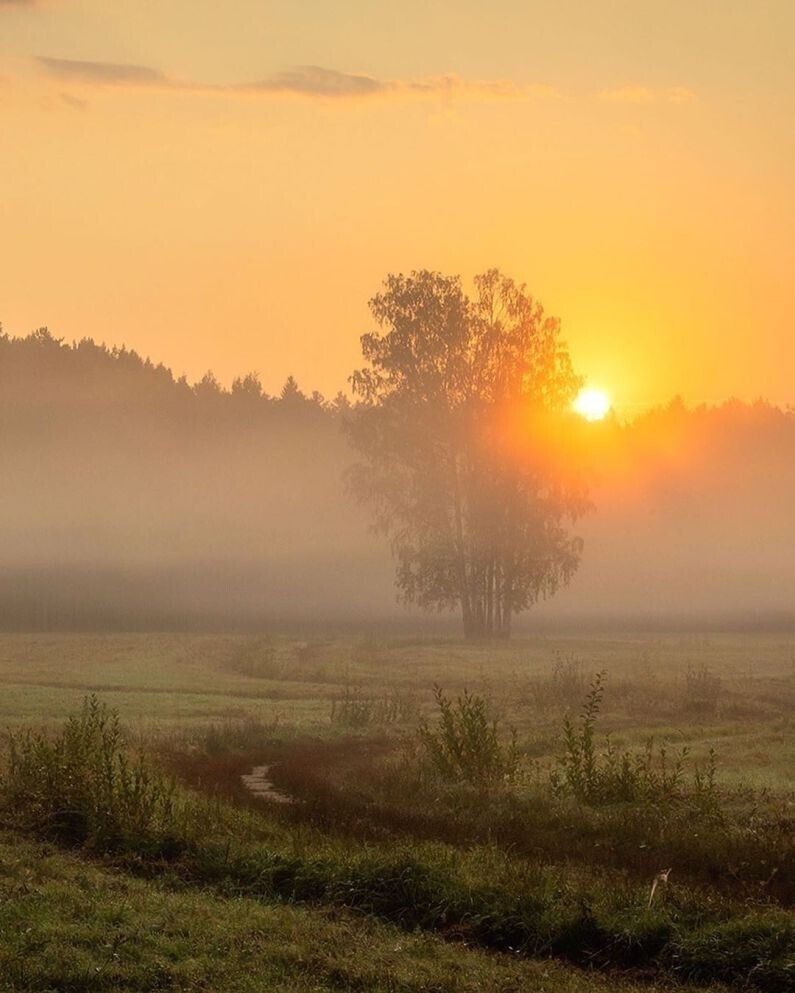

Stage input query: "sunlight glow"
[{"left": 573, "top": 387, "right": 611, "bottom": 421}]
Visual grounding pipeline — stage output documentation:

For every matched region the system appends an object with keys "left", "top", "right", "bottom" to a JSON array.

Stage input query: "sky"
[{"left": 1, "top": 1, "right": 792, "bottom": 411}]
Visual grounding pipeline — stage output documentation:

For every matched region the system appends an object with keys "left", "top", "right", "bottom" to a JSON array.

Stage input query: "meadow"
[{"left": 0, "top": 629, "right": 792, "bottom": 992}]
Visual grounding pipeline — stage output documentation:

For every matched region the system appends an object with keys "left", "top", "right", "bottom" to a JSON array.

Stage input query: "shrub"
[
  {"left": 416, "top": 686, "right": 518, "bottom": 786},
  {"left": 0, "top": 695, "right": 180, "bottom": 848},
  {"left": 551, "top": 672, "right": 718, "bottom": 807}
]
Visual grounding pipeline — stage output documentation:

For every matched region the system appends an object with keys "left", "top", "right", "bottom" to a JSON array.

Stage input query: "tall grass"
[
  {"left": 517, "top": 652, "right": 588, "bottom": 710},
  {"left": 330, "top": 683, "right": 418, "bottom": 728},
  {"left": 0, "top": 695, "right": 182, "bottom": 848},
  {"left": 550, "top": 671, "right": 718, "bottom": 806}
]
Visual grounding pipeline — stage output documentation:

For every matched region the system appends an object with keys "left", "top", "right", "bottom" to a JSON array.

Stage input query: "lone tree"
[{"left": 347, "top": 269, "right": 589, "bottom": 639}]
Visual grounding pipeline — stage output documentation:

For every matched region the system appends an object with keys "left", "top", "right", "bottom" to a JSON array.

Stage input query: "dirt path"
[
  {"left": 240, "top": 764, "right": 293, "bottom": 804},
  {"left": 163, "top": 737, "right": 393, "bottom": 815}
]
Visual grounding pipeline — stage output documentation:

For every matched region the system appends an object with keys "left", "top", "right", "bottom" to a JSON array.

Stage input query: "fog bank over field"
[
  {"left": 557, "top": 400, "right": 795, "bottom": 624},
  {"left": 1, "top": 331, "right": 792, "bottom": 630}
]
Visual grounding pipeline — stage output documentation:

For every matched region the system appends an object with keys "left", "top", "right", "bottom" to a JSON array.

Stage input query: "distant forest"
[
  {"left": 0, "top": 327, "right": 347, "bottom": 419},
  {"left": 1, "top": 328, "right": 793, "bottom": 630}
]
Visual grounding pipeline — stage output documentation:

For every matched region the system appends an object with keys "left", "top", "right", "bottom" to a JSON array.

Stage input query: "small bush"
[
  {"left": 0, "top": 695, "right": 180, "bottom": 848},
  {"left": 551, "top": 672, "right": 718, "bottom": 807},
  {"left": 416, "top": 686, "right": 518, "bottom": 786}
]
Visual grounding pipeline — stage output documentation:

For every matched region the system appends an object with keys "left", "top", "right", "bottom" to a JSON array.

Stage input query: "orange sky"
[{"left": 1, "top": 1, "right": 792, "bottom": 411}]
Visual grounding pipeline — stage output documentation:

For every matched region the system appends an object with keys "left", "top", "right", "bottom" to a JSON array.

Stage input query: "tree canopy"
[{"left": 347, "top": 269, "right": 589, "bottom": 639}]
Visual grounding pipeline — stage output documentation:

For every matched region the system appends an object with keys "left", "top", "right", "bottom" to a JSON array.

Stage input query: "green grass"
[
  {"left": 3, "top": 831, "right": 725, "bottom": 993},
  {"left": 0, "top": 629, "right": 792, "bottom": 990},
  {"left": 0, "top": 629, "right": 791, "bottom": 793},
  {"left": 1, "top": 697, "right": 792, "bottom": 990},
  {"left": 1, "top": 792, "right": 792, "bottom": 991},
  {"left": 119, "top": 829, "right": 792, "bottom": 989}
]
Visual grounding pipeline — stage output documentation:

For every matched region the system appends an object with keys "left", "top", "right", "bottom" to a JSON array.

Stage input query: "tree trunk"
[
  {"left": 498, "top": 558, "right": 514, "bottom": 639},
  {"left": 485, "top": 555, "right": 494, "bottom": 638},
  {"left": 462, "top": 603, "right": 486, "bottom": 638},
  {"left": 493, "top": 556, "right": 502, "bottom": 637},
  {"left": 450, "top": 451, "right": 475, "bottom": 638}
]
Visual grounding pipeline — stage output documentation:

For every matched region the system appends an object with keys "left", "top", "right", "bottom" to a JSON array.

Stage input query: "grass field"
[
  {"left": 0, "top": 630, "right": 791, "bottom": 786},
  {"left": 0, "top": 832, "right": 737, "bottom": 993},
  {"left": 0, "top": 629, "right": 792, "bottom": 991}
]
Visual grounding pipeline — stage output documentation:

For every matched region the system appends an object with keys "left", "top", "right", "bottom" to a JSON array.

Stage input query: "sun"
[{"left": 573, "top": 387, "right": 611, "bottom": 421}]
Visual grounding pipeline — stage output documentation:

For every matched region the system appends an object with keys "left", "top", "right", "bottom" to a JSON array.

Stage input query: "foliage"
[
  {"left": 0, "top": 695, "right": 180, "bottom": 848},
  {"left": 416, "top": 686, "right": 518, "bottom": 785},
  {"left": 0, "top": 326, "right": 338, "bottom": 413},
  {"left": 83, "top": 808, "right": 795, "bottom": 991},
  {"left": 319, "top": 754, "right": 792, "bottom": 904},
  {"left": 347, "top": 269, "right": 589, "bottom": 639},
  {"left": 551, "top": 672, "right": 719, "bottom": 806}
]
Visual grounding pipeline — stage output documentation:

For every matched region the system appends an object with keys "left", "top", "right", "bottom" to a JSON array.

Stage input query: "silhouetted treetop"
[
  {"left": 0, "top": 329, "right": 332, "bottom": 432},
  {"left": 347, "top": 269, "right": 588, "bottom": 640}
]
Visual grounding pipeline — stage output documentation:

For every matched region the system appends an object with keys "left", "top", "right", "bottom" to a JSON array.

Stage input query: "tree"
[
  {"left": 231, "top": 372, "right": 265, "bottom": 402},
  {"left": 280, "top": 375, "right": 305, "bottom": 403},
  {"left": 346, "top": 269, "right": 589, "bottom": 639}
]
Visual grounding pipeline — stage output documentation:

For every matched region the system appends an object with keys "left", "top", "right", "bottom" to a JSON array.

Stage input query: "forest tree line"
[{"left": 0, "top": 322, "right": 793, "bottom": 632}]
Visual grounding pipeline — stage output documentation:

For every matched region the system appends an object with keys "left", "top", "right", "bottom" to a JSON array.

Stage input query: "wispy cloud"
[
  {"left": 596, "top": 85, "right": 696, "bottom": 105},
  {"left": 38, "top": 57, "right": 169, "bottom": 86},
  {"left": 242, "top": 65, "right": 388, "bottom": 98},
  {"left": 239, "top": 66, "right": 553, "bottom": 101},
  {"left": 36, "top": 57, "right": 552, "bottom": 103},
  {"left": 35, "top": 58, "right": 697, "bottom": 111},
  {"left": 59, "top": 90, "right": 87, "bottom": 111}
]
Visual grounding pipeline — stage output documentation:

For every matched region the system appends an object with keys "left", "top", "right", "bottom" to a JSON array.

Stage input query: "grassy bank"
[{"left": 5, "top": 832, "right": 723, "bottom": 993}]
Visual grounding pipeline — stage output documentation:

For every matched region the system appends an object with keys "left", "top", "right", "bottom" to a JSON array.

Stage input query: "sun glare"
[{"left": 574, "top": 387, "right": 611, "bottom": 421}]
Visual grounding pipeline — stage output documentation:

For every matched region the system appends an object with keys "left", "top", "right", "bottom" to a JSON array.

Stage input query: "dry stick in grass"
[{"left": 647, "top": 868, "right": 672, "bottom": 910}]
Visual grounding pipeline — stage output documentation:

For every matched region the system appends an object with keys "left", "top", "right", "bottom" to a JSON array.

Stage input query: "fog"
[
  {"left": 1, "top": 331, "right": 793, "bottom": 630},
  {"left": 550, "top": 400, "right": 795, "bottom": 625}
]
